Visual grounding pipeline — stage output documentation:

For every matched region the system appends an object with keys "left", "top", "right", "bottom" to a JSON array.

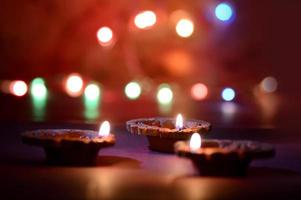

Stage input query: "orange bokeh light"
[
  {"left": 65, "top": 74, "right": 84, "bottom": 97},
  {"left": 162, "top": 49, "right": 193, "bottom": 77},
  {"left": 10, "top": 80, "right": 28, "bottom": 97},
  {"left": 191, "top": 83, "right": 208, "bottom": 100}
]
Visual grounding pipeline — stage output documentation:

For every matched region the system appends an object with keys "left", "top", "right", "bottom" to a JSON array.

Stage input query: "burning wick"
[
  {"left": 175, "top": 114, "right": 184, "bottom": 130},
  {"left": 190, "top": 133, "right": 201, "bottom": 152},
  {"left": 99, "top": 121, "right": 110, "bottom": 137}
]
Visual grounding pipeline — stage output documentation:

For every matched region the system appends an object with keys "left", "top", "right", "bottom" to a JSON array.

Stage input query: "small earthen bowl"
[
  {"left": 22, "top": 129, "right": 115, "bottom": 166},
  {"left": 175, "top": 139, "right": 275, "bottom": 176},
  {"left": 126, "top": 117, "right": 211, "bottom": 153}
]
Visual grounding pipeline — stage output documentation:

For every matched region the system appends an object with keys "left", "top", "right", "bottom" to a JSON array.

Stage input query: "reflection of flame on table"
[{"left": 221, "top": 102, "right": 237, "bottom": 122}]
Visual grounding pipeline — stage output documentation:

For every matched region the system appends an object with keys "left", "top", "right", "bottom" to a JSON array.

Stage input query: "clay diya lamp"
[
  {"left": 126, "top": 114, "right": 211, "bottom": 153},
  {"left": 21, "top": 121, "right": 115, "bottom": 165},
  {"left": 175, "top": 133, "right": 275, "bottom": 176}
]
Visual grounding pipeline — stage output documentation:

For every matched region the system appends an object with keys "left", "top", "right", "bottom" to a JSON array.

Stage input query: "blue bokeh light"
[
  {"left": 215, "top": 3, "right": 233, "bottom": 22},
  {"left": 222, "top": 87, "right": 235, "bottom": 101}
]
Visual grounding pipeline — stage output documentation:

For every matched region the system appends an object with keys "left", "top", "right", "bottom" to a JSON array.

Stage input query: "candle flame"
[
  {"left": 175, "top": 114, "right": 183, "bottom": 130},
  {"left": 190, "top": 133, "right": 201, "bottom": 151},
  {"left": 99, "top": 121, "right": 110, "bottom": 136}
]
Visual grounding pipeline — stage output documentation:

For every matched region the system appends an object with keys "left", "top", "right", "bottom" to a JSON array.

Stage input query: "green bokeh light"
[
  {"left": 84, "top": 83, "right": 100, "bottom": 100},
  {"left": 84, "top": 83, "right": 102, "bottom": 121},
  {"left": 30, "top": 78, "right": 47, "bottom": 99},
  {"left": 30, "top": 77, "right": 48, "bottom": 121}
]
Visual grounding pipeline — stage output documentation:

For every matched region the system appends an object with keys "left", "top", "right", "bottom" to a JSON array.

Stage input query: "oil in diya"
[
  {"left": 126, "top": 114, "right": 211, "bottom": 153},
  {"left": 21, "top": 121, "right": 115, "bottom": 165},
  {"left": 175, "top": 133, "right": 275, "bottom": 176}
]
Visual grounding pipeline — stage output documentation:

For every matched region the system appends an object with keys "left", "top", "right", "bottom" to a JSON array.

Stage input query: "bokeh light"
[
  {"left": 221, "top": 87, "right": 235, "bottom": 101},
  {"left": 30, "top": 78, "right": 47, "bottom": 99},
  {"left": 84, "top": 83, "right": 101, "bottom": 121},
  {"left": 260, "top": 76, "right": 278, "bottom": 93},
  {"left": 134, "top": 10, "right": 157, "bottom": 29},
  {"left": 10, "top": 80, "right": 28, "bottom": 97},
  {"left": 162, "top": 49, "right": 193, "bottom": 77},
  {"left": 157, "top": 84, "right": 173, "bottom": 104},
  {"left": 65, "top": 74, "right": 84, "bottom": 97},
  {"left": 215, "top": 3, "right": 233, "bottom": 22},
  {"left": 191, "top": 83, "right": 208, "bottom": 100},
  {"left": 84, "top": 83, "right": 101, "bottom": 101},
  {"left": 124, "top": 81, "right": 142, "bottom": 100},
  {"left": 31, "top": 78, "right": 47, "bottom": 121},
  {"left": 97, "top": 26, "right": 114, "bottom": 46},
  {"left": 176, "top": 19, "right": 194, "bottom": 38}
]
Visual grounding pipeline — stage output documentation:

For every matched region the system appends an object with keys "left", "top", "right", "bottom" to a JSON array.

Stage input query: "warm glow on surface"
[
  {"left": 30, "top": 78, "right": 47, "bottom": 99},
  {"left": 176, "top": 19, "right": 194, "bottom": 38},
  {"left": 215, "top": 3, "right": 234, "bottom": 22},
  {"left": 157, "top": 84, "right": 173, "bottom": 104},
  {"left": 190, "top": 133, "right": 201, "bottom": 151},
  {"left": 99, "top": 121, "right": 110, "bottom": 137},
  {"left": 191, "top": 83, "right": 208, "bottom": 100},
  {"left": 175, "top": 114, "right": 184, "bottom": 130},
  {"left": 84, "top": 83, "right": 100, "bottom": 101},
  {"left": 10, "top": 80, "right": 28, "bottom": 97},
  {"left": 260, "top": 76, "right": 278, "bottom": 93},
  {"left": 124, "top": 81, "right": 141, "bottom": 100},
  {"left": 97, "top": 27, "right": 113, "bottom": 46},
  {"left": 222, "top": 87, "right": 235, "bottom": 101},
  {"left": 65, "top": 74, "right": 83, "bottom": 97},
  {"left": 134, "top": 10, "right": 157, "bottom": 29}
]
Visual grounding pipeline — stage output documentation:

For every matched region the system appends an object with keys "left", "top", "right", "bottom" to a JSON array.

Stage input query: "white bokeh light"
[
  {"left": 65, "top": 74, "right": 84, "bottom": 97},
  {"left": 10, "top": 81, "right": 28, "bottom": 97},
  {"left": 176, "top": 19, "right": 194, "bottom": 38},
  {"left": 124, "top": 81, "right": 142, "bottom": 100},
  {"left": 97, "top": 27, "right": 113, "bottom": 46},
  {"left": 157, "top": 85, "right": 173, "bottom": 104},
  {"left": 134, "top": 10, "right": 157, "bottom": 29}
]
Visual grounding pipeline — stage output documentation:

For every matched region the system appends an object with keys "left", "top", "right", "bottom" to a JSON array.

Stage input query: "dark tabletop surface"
[{"left": 1, "top": 120, "right": 301, "bottom": 200}]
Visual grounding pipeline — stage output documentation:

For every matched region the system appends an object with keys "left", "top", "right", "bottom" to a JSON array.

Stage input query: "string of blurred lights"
[{"left": 0, "top": 75, "right": 278, "bottom": 102}]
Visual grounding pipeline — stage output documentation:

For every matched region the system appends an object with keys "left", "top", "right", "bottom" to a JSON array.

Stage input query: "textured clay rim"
[
  {"left": 126, "top": 117, "right": 211, "bottom": 139},
  {"left": 21, "top": 129, "right": 116, "bottom": 147},
  {"left": 175, "top": 139, "right": 275, "bottom": 160}
]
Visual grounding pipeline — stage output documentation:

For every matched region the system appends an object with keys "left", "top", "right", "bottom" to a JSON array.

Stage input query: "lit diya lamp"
[
  {"left": 126, "top": 114, "right": 211, "bottom": 153},
  {"left": 175, "top": 133, "right": 275, "bottom": 176},
  {"left": 21, "top": 121, "right": 115, "bottom": 165}
]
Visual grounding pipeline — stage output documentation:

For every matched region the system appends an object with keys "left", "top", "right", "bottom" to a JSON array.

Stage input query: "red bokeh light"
[
  {"left": 190, "top": 83, "right": 208, "bottom": 100},
  {"left": 10, "top": 80, "right": 28, "bottom": 97}
]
